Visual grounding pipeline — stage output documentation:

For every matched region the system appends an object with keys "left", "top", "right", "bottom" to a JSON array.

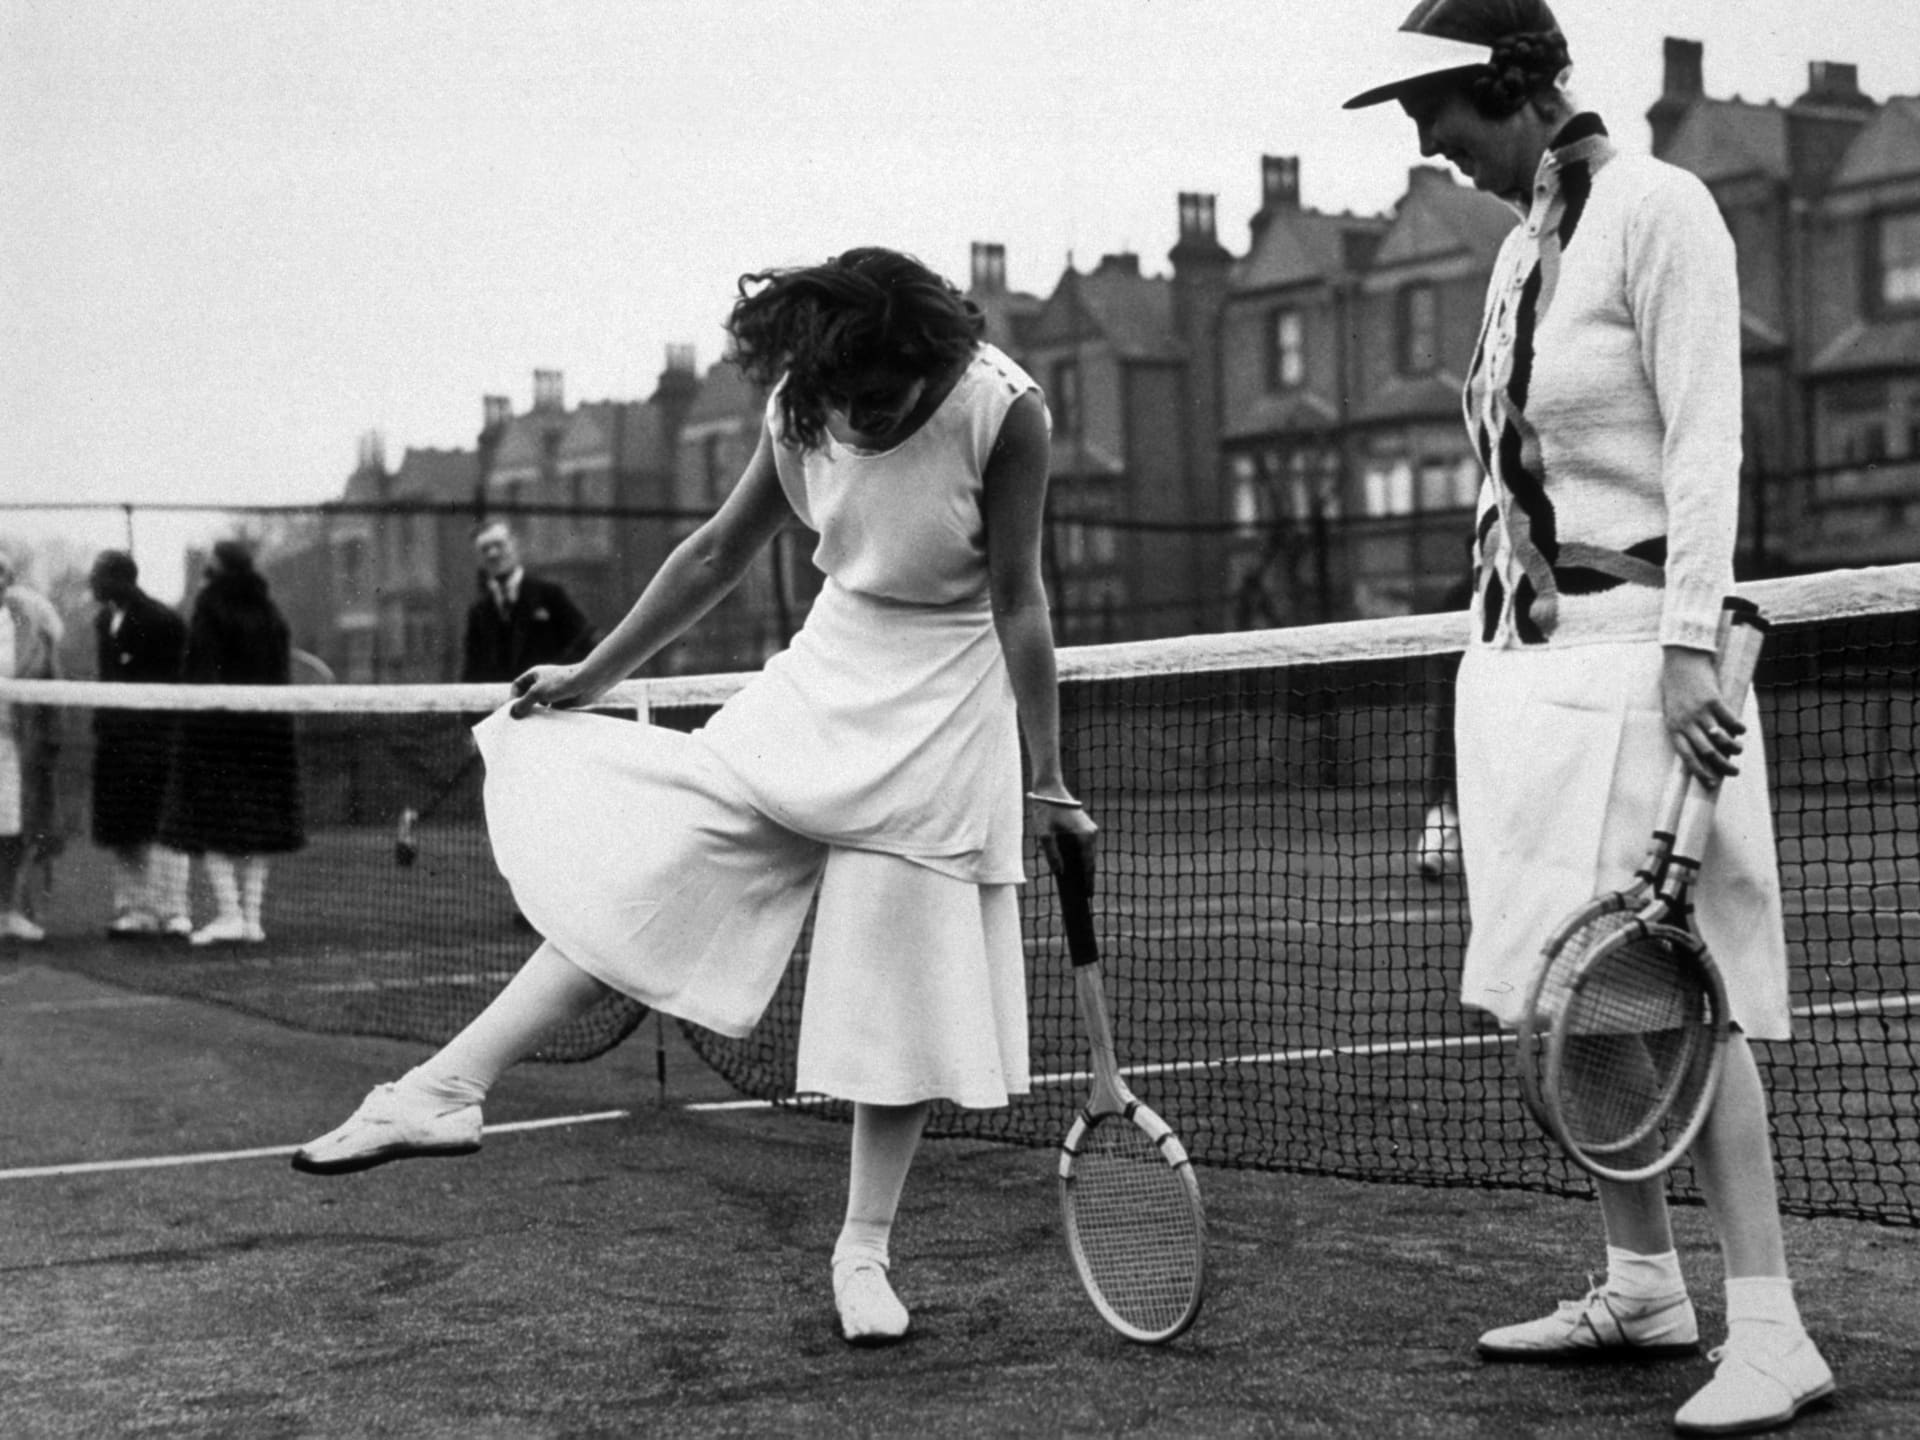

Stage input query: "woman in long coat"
[{"left": 158, "top": 540, "right": 304, "bottom": 944}]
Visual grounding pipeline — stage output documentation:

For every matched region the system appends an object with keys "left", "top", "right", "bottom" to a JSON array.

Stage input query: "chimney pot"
[
  {"left": 970, "top": 241, "right": 1008, "bottom": 294},
  {"left": 1177, "top": 192, "right": 1219, "bottom": 241},
  {"left": 1262, "top": 155, "right": 1301, "bottom": 209},
  {"left": 1663, "top": 37, "right": 1705, "bottom": 100}
]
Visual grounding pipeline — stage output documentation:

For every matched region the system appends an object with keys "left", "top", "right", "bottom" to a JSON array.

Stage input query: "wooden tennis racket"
[
  {"left": 1525, "top": 601, "right": 1766, "bottom": 1182},
  {"left": 1515, "top": 757, "right": 1691, "bottom": 1134},
  {"left": 1047, "top": 832, "right": 1206, "bottom": 1344}
]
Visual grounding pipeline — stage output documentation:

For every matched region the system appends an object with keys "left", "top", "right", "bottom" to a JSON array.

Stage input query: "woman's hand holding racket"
[
  {"left": 1047, "top": 830, "right": 1206, "bottom": 1344},
  {"left": 1662, "top": 645, "right": 1745, "bottom": 786}
]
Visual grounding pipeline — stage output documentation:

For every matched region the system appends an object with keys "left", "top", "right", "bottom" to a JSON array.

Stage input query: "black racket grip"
[{"left": 1047, "top": 832, "right": 1101, "bottom": 969}]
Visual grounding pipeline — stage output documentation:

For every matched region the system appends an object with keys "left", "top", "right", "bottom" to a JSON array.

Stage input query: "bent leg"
[
  {"left": 292, "top": 941, "right": 610, "bottom": 1175},
  {"left": 418, "top": 939, "right": 613, "bottom": 1096}
]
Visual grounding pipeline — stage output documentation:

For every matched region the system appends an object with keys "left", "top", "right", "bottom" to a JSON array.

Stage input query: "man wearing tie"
[{"left": 460, "top": 520, "right": 596, "bottom": 685}]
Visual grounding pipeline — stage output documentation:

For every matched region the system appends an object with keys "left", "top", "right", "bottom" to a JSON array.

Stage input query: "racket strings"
[
  {"left": 1066, "top": 1119, "right": 1204, "bottom": 1336},
  {"left": 1558, "top": 933, "right": 1717, "bottom": 1156}
]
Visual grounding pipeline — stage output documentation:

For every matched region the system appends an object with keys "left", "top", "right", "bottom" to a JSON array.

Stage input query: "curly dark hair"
[
  {"left": 1470, "top": 29, "right": 1572, "bottom": 117},
  {"left": 727, "top": 247, "right": 985, "bottom": 452}
]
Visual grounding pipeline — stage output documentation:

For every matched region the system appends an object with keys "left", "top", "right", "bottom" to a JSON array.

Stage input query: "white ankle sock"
[
  {"left": 834, "top": 1218, "right": 892, "bottom": 1271},
  {"left": 1606, "top": 1246, "right": 1687, "bottom": 1302},
  {"left": 1725, "top": 1276, "right": 1803, "bottom": 1336}
]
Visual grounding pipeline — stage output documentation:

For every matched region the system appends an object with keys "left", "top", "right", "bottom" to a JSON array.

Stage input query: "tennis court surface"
[
  {"left": 4, "top": 955, "right": 1917, "bottom": 1439},
  {"left": 3, "top": 565, "right": 1917, "bottom": 1434}
]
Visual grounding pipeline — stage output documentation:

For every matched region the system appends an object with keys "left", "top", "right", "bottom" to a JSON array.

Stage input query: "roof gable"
[
  {"left": 390, "top": 447, "right": 475, "bottom": 503},
  {"left": 1664, "top": 99, "right": 1790, "bottom": 184},
  {"left": 1371, "top": 170, "right": 1515, "bottom": 270},
  {"left": 1235, "top": 210, "right": 1384, "bottom": 292},
  {"left": 1834, "top": 96, "right": 1920, "bottom": 190},
  {"left": 683, "top": 361, "right": 761, "bottom": 428},
  {"left": 1027, "top": 262, "right": 1181, "bottom": 361}
]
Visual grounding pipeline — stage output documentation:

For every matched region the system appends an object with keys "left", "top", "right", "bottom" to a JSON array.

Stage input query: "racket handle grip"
[
  {"left": 1048, "top": 832, "right": 1101, "bottom": 969},
  {"left": 1670, "top": 603, "right": 1769, "bottom": 866}
]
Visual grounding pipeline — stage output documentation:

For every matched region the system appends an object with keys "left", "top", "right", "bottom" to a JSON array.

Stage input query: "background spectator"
[
  {"left": 89, "top": 549, "right": 193, "bottom": 939},
  {"left": 461, "top": 519, "right": 596, "bottom": 684},
  {"left": 158, "top": 540, "right": 305, "bottom": 945}
]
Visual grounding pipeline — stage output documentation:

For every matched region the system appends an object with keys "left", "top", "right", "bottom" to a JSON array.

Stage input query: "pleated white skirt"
[{"left": 1455, "top": 642, "right": 1791, "bottom": 1039}]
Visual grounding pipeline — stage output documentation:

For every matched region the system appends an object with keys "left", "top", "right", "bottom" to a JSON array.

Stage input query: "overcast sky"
[{"left": 5, "top": 0, "right": 1919, "bottom": 594}]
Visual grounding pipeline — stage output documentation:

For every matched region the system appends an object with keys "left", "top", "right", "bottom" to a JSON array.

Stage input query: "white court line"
[
  {"left": 0, "top": 1109, "right": 630, "bottom": 1182},
  {"left": 688, "top": 993, "right": 1920, "bottom": 1111}
]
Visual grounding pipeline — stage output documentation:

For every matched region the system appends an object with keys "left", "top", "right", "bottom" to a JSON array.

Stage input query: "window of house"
[
  {"left": 1266, "top": 309, "right": 1304, "bottom": 391},
  {"left": 1362, "top": 458, "right": 1416, "bottom": 516},
  {"left": 1230, "top": 454, "right": 1262, "bottom": 535},
  {"left": 1397, "top": 283, "right": 1439, "bottom": 375},
  {"left": 1878, "top": 210, "right": 1920, "bottom": 310},
  {"left": 1051, "top": 358, "right": 1081, "bottom": 435}
]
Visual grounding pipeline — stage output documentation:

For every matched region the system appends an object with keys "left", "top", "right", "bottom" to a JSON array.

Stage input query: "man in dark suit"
[
  {"left": 88, "top": 549, "right": 193, "bottom": 938},
  {"left": 461, "top": 520, "right": 596, "bottom": 684}
]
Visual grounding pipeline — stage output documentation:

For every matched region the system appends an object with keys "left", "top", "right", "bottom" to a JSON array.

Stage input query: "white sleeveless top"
[
  {"left": 694, "top": 343, "right": 1044, "bottom": 883},
  {"left": 770, "top": 343, "right": 1039, "bottom": 606}
]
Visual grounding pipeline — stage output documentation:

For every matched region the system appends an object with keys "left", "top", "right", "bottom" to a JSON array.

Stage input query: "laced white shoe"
[
  {"left": 1673, "top": 1328, "right": 1834, "bottom": 1435},
  {"left": 834, "top": 1257, "right": 910, "bottom": 1345},
  {"left": 190, "top": 915, "right": 249, "bottom": 947},
  {"left": 161, "top": 915, "right": 195, "bottom": 940},
  {"left": 108, "top": 910, "right": 162, "bottom": 938},
  {"left": 291, "top": 1082, "right": 483, "bottom": 1175},
  {"left": 2, "top": 911, "right": 46, "bottom": 943},
  {"left": 1477, "top": 1284, "right": 1699, "bottom": 1361}
]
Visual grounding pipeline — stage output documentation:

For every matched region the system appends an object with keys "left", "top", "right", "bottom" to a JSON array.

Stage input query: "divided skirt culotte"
[{"left": 474, "top": 388, "right": 1032, "bottom": 1111}]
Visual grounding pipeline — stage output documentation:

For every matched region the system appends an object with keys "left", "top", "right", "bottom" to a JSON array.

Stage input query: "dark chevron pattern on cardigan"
[{"left": 1464, "top": 114, "right": 1668, "bottom": 646}]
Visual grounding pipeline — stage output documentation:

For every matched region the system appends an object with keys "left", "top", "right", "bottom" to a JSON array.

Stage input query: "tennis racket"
[
  {"left": 1515, "top": 756, "right": 1691, "bottom": 1133},
  {"left": 1529, "top": 601, "right": 1766, "bottom": 1182},
  {"left": 1047, "top": 832, "right": 1206, "bottom": 1344}
]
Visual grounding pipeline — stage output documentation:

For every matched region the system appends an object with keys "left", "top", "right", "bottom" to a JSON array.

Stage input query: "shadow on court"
[{"left": 2, "top": 955, "right": 1916, "bottom": 1439}]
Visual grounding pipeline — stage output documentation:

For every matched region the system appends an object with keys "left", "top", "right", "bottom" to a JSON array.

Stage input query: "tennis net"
[{"left": 6, "top": 563, "right": 1915, "bottom": 1225}]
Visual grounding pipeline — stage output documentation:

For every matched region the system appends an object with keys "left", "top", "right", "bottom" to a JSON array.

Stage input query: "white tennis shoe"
[
  {"left": 1673, "top": 1328, "right": 1834, "bottom": 1435},
  {"left": 291, "top": 1082, "right": 483, "bottom": 1175},
  {"left": 833, "top": 1257, "right": 910, "bottom": 1345},
  {"left": 1477, "top": 1284, "right": 1699, "bottom": 1361},
  {"left": 189, "top": 915, "right": 250, "bottom": 946},
  {"left": 2, "top": 911, "right": 46, "bottom": 942},
  {"left": 1416, "top": 801, "right": 1461, "bottom": 879}
]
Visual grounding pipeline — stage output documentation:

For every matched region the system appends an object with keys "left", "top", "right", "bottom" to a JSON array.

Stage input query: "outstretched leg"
[
  {"left": 833, "top": 1100, "right": 930, "bottom": 1345},
  {"left": 292, "top": 941, "right": 611, "bottom": 1175}
]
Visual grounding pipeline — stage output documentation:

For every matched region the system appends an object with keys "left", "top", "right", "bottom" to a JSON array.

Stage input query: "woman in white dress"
[{"left": 295, "top": 248, "right": 1098, "bottom": 1344}]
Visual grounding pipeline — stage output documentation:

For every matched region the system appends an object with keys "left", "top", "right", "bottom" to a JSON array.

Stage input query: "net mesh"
[{"left": 4, "top": 564, "right": 1915, "bottom": 1226}]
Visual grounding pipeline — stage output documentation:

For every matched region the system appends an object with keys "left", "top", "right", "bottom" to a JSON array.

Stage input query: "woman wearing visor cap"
[{"left": 1346, "top": 2, "right": 1832, "bottom": 1432}]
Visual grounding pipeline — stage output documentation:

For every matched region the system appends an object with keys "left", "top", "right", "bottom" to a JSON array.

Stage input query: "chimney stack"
[
  {"left": 970, "top": 241, "right": 1008, "bottom": 295},
  {"left": 1647, "top": 37, "right": 1705, "bottom": 157},
  {"left": 1789, "top": 58, "right": 1876, "bottom": 199},
  {"left": 533, "top": 369, "right": 564, "bottom": 412},
  {"left": 1262, "top": 156, "right": 1301, "bottom": 211}
]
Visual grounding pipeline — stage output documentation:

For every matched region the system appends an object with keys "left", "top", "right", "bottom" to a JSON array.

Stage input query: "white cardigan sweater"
[{"left": 1463, "top": 114, "right": 1742, "bottom": 653}]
